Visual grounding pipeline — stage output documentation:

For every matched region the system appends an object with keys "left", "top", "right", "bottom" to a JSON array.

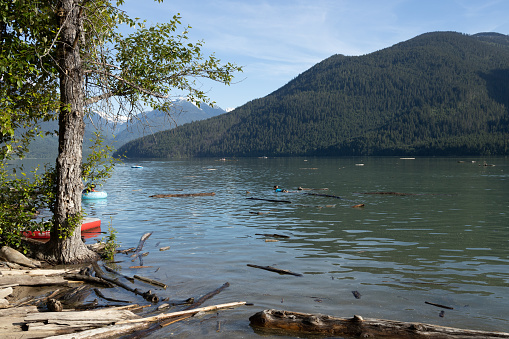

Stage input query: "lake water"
[{"left": 19, "top": 157, "right": 509, "bottom": 337}]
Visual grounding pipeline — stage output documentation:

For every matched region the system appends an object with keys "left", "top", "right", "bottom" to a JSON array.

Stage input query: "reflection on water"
[{"left": 14, "top": 157, "right": 509, "bottom": 337}]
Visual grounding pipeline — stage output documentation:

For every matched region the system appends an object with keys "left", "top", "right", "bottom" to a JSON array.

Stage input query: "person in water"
[
  {"left": 273, "top": 185, "right": 288, "bottom": 193},
  {"left": 83, "top": 184, "right": 96, "bottom": 194}
]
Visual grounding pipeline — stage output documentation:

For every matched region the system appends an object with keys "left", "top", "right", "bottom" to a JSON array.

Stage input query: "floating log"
[
  {"left": 247, "top": 264, "right": 302, "bottom": 277},
  {"left": 117, "top": 247, "right": 136, "bottom": 254},
  {"left": 361, "top": 192, "right": 416, "bottom": 196},
  {"left": 249, "top": 309, "right": 509, "bottom": 338},
  {"left": 149, "top": 192, "right": 215, "bottom": 198},
  {"left": 133, "top": 275, "right": 167, "bottom": 289},
  {"left": 159, "top": 246, "right": 171, "bottom": 251},
  {"left": 93, "top": 267, "right": 159, "bottom": 303},
  {"left": 247, "top": 197, "right": 291, "bottom": 204},
  {"left": 185, "top": 282, "right": 230, "bottom": 310},
  {"left": 425, "top": 301, "right": 454, "bottom": 310},
  {"left": 103, "top": 265, "right": 135, "bottom": 283},
  {"left": 304, "top": 192, "right": 342, "bottom": 199},
  {"left": 94, "top": 288, "right": 131, "bottom": 304},
  {"left": 255, "top": 233, "right": 290, "bottom": 239},
  {"left": 123, "top": 282, "right": 231, "bottom": 338},
  {"left": 133, "top": 232, "right": 152, "bottom": 256}
]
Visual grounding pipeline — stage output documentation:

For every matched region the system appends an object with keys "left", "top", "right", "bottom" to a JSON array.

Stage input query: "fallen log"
[
  {"left": 361, "top": 192, "right": 416, "bottom": 196},
  {"left": 247, "top": 197, "right": 292, "bottom": 204},
  {"left": 425, "top": 301, "right": 454, "bottom": 310},
  {"left": 255, "top": 233, "right": 290, "bottom": 239},
  {"left": 0, "top": 275, "right": 69, "bottom": 286},
  {"left": 149, "top": 192, "right": 215, "bottom": 198},
  {"left": 133, "top": 232, "right": 152, "bottom": 256},
  {"left": 249, "top": 309, "right": 509, "bottom": 338},
  {"left": 133, "top": 275, "right": 167, "bottom": 289},
  {"left": 24, "top": 308, "right": 141, "bottom": 333},
  {"left": 0, "top": 246, "right": 41, "bottom": 268},
  {"left": 93, "top": 265, "right": 159, "bottom": 303},
  {"left": 94, "top": 288, "right": 131, "bottom": 303},
  {"left": 64, "top": 274, "right": 115, "bottom": 288},
  {"left": 117, "top": 301, "right": 246, "bottom": 325},
  {"left": 122, "top": 282, "right": 231, "bottom": 338},
  {"left": 247, "top": 264, "right": 302, "bottom": 277},
  {"left": 44, "top": 302, "right": 245, "bottom": 339},
  {"left": 103, "top": 265, "right": 135, "bottom": 283},
  {"left": 304, "top": 192, "right": 342, "bottom": 199}
]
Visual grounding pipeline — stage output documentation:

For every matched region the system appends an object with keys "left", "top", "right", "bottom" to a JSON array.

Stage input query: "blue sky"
[{"left": 120, "top": 0, "right": 509, "bottom": 110}]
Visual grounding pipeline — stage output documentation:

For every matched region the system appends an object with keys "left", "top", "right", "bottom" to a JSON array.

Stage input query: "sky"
[{"left": 120, "top": 0, "right": 509, "bottom": 111}]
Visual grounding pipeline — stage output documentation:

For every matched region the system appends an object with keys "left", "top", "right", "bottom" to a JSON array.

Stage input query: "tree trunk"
[{"left": 44, "top": 0, "right": 99, "bottom": 264}]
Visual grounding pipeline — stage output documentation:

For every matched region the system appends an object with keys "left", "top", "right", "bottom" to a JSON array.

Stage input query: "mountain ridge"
[{"left": 113, "top": 31, "right": 508, "bottom": 157}]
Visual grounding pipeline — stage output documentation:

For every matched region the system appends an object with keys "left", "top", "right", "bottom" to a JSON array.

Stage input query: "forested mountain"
[
  {"left": 26, "top": 99, "right": 225, "bottom": 158},
  {"left": 115, "top": 31, "right": 509, "bottom": 158}
]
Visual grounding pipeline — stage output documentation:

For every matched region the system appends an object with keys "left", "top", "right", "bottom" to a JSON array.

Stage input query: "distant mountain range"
[
  {"left": 114, "top": 31, "right": 509, "bottom": 158},
  {"left": 28, "top": 99, "right": 225, "bottom": 158}
]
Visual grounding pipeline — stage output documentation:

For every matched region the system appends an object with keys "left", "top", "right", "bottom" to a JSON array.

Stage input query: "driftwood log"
[
  {"left": 247, "top": 264, "right": 302, "bottom": 277},
  {"left": 249, "top": 309, "right": 509, "bottom": 338},
  {"left": 149, "top": 192, "right": 215, "bottom": 198},
  {"left": 247, "top": 197, "right": 292, "bottom": 204}
]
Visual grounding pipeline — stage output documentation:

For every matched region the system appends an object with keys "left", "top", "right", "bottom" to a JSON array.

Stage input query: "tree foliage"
[
  {"left": 0, "top": 0, "right": 241, "bottom": 262},
  {"left": 116, "top": 32, "right": 509, "bottom": 158}
]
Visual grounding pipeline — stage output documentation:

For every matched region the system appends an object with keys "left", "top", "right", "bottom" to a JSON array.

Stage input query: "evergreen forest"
[{"left": 115, "top": 32, "right": 509, "bottom": 158}]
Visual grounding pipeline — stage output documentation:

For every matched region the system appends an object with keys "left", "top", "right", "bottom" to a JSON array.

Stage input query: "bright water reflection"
[{"left": 80, "top": 157, "right": 509, "bottom": 337}]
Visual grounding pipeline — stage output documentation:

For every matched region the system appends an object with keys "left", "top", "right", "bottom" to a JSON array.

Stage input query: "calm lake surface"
[{"left": 26, "top": 157, "right": 509, "bottom": 337}]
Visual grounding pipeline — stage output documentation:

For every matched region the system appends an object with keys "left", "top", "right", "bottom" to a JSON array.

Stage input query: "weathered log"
[
  {"left": 249, "top": 309, "right": 509, "bottom": 338},
  {"left": 247, "top": 264, "right": 303, "bottom": 277},
  {"left": 117, "top": 301, "right": 246, "bottom": 325},
  {"left": 122, "top": 282, "right": 230, "bottom": 339},
  {"left": 93, "top": 288, "right": 131, "bottom": 303},
  {"left": 247, "top": 197, "right": 292, "bottom": 203},
  {"left": 184, "top": 282, "right": 229, "bottom": 311},
  {"left": 43, "top": 322, "right": 152, "bottom": 339},
  {"left": 25, "top": 308, "right": 140, "bottom": 322},
  {"left": 103, "top": 265, "right": 135, "bottom": 283},
  {"left": 133, "top": 275, "right": 167, "bottom": 289},
  {"left": 255, "top": 233, "right": 290, "bottom": 239},
  {"left": 361, "top": 191, "right": 416, "bottom": 195},
  {"left": 0, "top": 275, "right": 69, "bottom": 286},
  {"left": 132, "top": 232, "right": 152, "bottom": 258},
  {"left": 93, "top": 268, "right": 159, "bottom": 303},
  {"left": 0, "top": 246, "right": 41, "bottom": 268},
  {"left": 425, "top": 301, "right": 454, "bottom": 310},
  {"left": 0, "top": 286, "right": 13, "bottom": 299},
  {"left": 117, "top": 247, "right": 136, "bottom": 254},
  {"left": 24, "top": 308, "right": 140, "bottom": 327},
  {"left": 159, "top": 246, "right": 171, "bottom": 251},
  {"left": 304, "top": 192, "right": 343, "bottom": 199},
  {"left": 149, "top": 192, "right": 215, "bottom": 198},
  {"left": 64, "top": 273, "right": 115, "bottom": 287},
  {"left": 0, "top": 268, "right": 76, "bottom": 276}
]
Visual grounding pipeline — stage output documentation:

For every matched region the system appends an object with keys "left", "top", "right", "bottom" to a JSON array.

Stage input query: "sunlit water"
[{"left": 17, "top": 157, "right": 509, "bottom": 337}]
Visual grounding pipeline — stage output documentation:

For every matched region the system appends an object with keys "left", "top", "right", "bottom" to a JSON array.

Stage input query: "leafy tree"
[{"left": 0, "top": 0, "right": 241, "bottom": 263}]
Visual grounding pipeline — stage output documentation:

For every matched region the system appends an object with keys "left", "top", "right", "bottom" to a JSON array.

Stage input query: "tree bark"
[
  {"left": 45, "top": 0, "right": 99, "bottom": 264},
  {"left": 249, "top": 309, "right": 509, "bottom": 338}
]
